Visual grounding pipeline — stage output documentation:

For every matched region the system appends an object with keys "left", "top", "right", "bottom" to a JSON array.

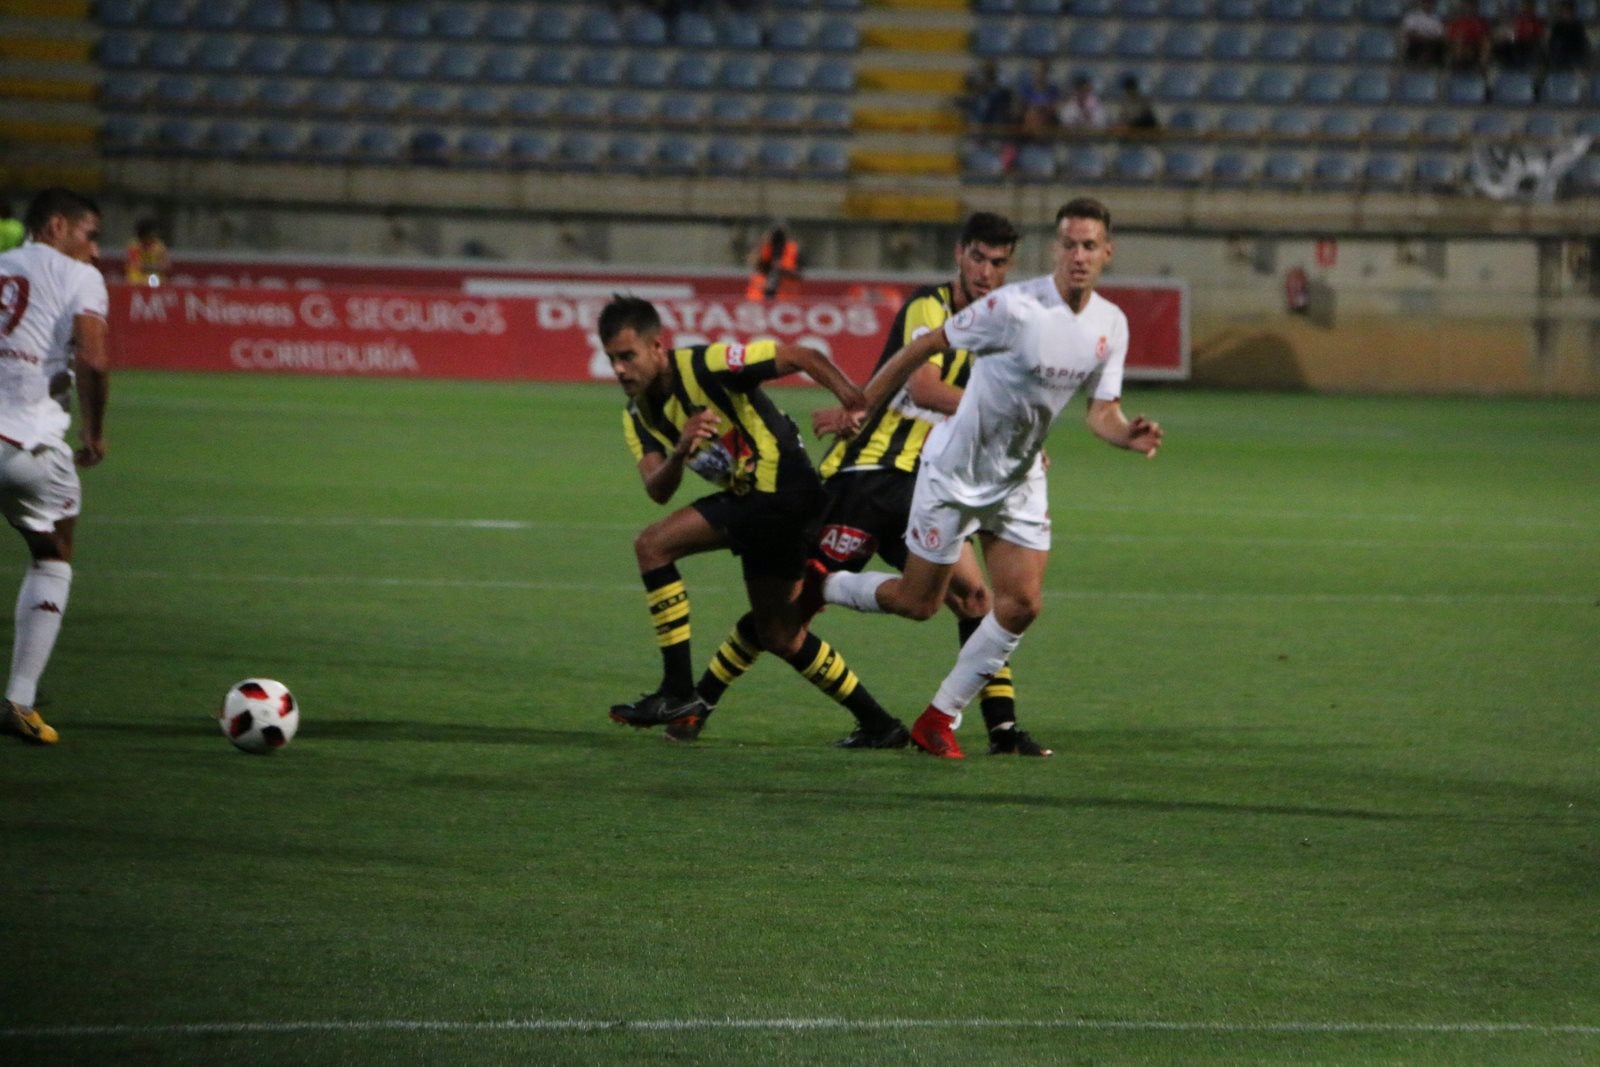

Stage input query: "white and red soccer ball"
[{"left": 218, "top": 678, "right": 299, "bottom": 754}]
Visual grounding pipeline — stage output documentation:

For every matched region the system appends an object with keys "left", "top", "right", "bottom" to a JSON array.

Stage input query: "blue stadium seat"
[
  {"left": 1021, "top": 0, "right": 1066, "bottom": 12},
  {"left": 1311, "top": 151, "right": 1358, "bottom": 187},
  {"left": 810, "top": 99, "right": 851, "bottom": 130},
  {"left": 1363, "top": 153, "right": 1407, "bottom": 189},
  {"left": 388, "top": 3, "right": 431, "bottom": 38},
  {"left": 96, "top": 0, "right": 140, "bottom": 28},
  {"left": 1566, "top": 155, "right": 1600, "bottom": 195},
  {"left": 718, "top": 13, "right": 763, "bottom": 49},
  {"left": 387, "top": 44, "right": 434, "bottom": 81},
  {"left": 1063, "top": 144, "right": 1106, "bottom": 180},
  {"left": 1319, "top": 110, "right": 1364, "bottom": 139},
  {"left": 354, "top": 127, "right": 402, "bottom": 162},
  {"left": 153, "top": 75, "right": 201, "bottom": 107},
  {"left": 972, "top": 22, "right": 1013, "bottom": 57},
  {"left": 1268, "top": 109, "right": 1313, "bottom": 138},
  {"left": 408, "top": 85, "right": 453, "bottom": 117},
  {"left": 577, "top": 52, "right": 624, "bottom": 88},
  {"left": 670, "top": 54, "right": 716, "bottom": 91},
  {"left": 1017, "top": 21, "right": 1060, "bottom": 57},
  {"left": 1114, "top": 24, "right": 1159, "bottom": 59},
  {"left": 481, "top": 49, "right": 525, "bottom": 84},
  {"left": 1066, "top": 23, "right": 1111, "bottom": 58},
  {"left": 577, "top": 9, "right": 622, "bottom": 46},
  {"left": 1113, "top": 146, "right": 1159, "bottom": 182},
  {"left": 101, "top": 115, "right": 147, "bottom": 153},
  {"left": 258, "top": 121, "right": 302, "bottom": 158},
  {"left": 1122, "top": 0, "right": 1162, "bottom": 15},
  {"left": 769, "top": 14, "right": 811, "bottom": 50},
  {"left": 1491, "top": 71, "right": 1535, "bottom": 106},
  {"left": 97, "top": 33, "right": 142, "bottom": 68},
  {"left": 1261, "top": 151, "right": 1306, "bottom": 186},
  {"left": 1419, "top": 111, "right": 1462, "bottom": 140},
  {"left": 460, "top": 87, "right": 502, "bottom": 120},
  {"left": 1016, "top": 143, "right": 1057, "bottom": 180},
  {"left": 1366, "top": 110, "right": 1412, "bottom": 140},
  {"left": 1157, "top": 67, "right": 1204, "bottom": 102},
  {"left": 609, "top": 134, "right": 652, "bottom": 172},
  {"left": 156, "top": 117, "right": 204, "bottom": 153},
  {"left": 1253, "top": 68, "right": 1298, "bottom": 104},
  {"left": 673, "top": 11, "right": 717, "bottom": 48},
  {"left": 710, "top": 94, "right": 755, "bottom": 124},
  {"left": 1217, "top": 0, "right": 1257, "bottom": 18},
  {"left": 1163, "top": 147, "right": 1207, "bottom": 184},
  {"left": 508, "top": 90, "right": 551, "bottom": 121},
  {"left": 1306, "top": 27, "right": 1349, "bottom": 63},
  {"left": 256, "top": 79, "right": 302, "bottom": 110},
  {"left": 707, "top": 136, "right": 751, "bottom": 173},
  {"left": 807, "top": 140, "right": 848, "bottom": 176},
  {"left": 1445, "top": 73, "right": 1485, "bottom": 105},
  {"left": 531, "top": 7, "right": 573, "bottom": 44},
  {"left": 99, "top": 73, "right": 147, "bottom": 107},
  {"left": 352, "top": 82, "right": 400, "bottom": 115},
  {"left": 530, "top": 51, "right": 575, "bottom": 87},
  {"left": 206, "top": 119, "right": 252, "bottom": 155},
  {"left": 196, "top": 2, "right": 242, "bottom": 31},
  {"left": 509, "top": 132, "right": 552, "bottom": 167},
  {"left": 627, "top": 52, "right": 669, "bottom": 89},
  {"left": 963, "top": 142, "right": 1006, "bottom": 179},
  {"left": 558, "top": 132, "right": 602, "bottom": 168},
  {"left": 657, "top": 134, "right": 702, "bottom": 172},
  {"left": 1353, "top": 28, "right": 1398, "bottom": 63},
  {"left": 1395, "top": 71, "right": 1439, "bottom": 105},
  {"left": 1312, "top": 0, "right": 1357, "bottom": 16},
  {"left": 1346, "top": 69, "right": 1391, "bottom": 104},
  {"left": 1264, "top": 0, "right": 1306, "bottom": 17},
  {"left": 1218, "top": 108, "right": 1264, "bottom": 137},
  {"left": 1206, "top": 68, "right": 1250, "bottom": 102},
  {"left": 557, "top": 91, "right": 602, "bottom": 123},
  {"left": 658, "top": 94, "right": 705, "bottom": 125},
  {"left": 339, "top": 41, "right": 387, "bottom": 79},
  {"left": 606, "top": 90, "right": 651, "bottom": 124},
  {"left": 1169, "top": 0, "right": 1209, "bottom": 15},
  {"left": 811, "top": 59, "right": 854, "bottom": 93},
  {"left": 1541, "top": 71, "right": 1583, "bottom": 106},
  {"left": 757, "top": 140, "right": 803, "bottom": 176},
  {"left": 1211, "top": 150, "right": 1256, "bottom": 185},
  {"left": 1258, "top": 27, "right": 1302, "bottom": 61},
  {"left": 460, "top": 129, "right": 502, "bottom": 167},
  {"left": 817, "top": 18, "right": 860, "bottom": 51},
  {"left": 1301, "top": 69, "right": 1345, "bottom": 104},
  {"left": 204, "top": 76, "right": 249, "bottom": 108},
  {"left": 625, "top": 11, "right": 668, "bottom": 47},
  {"left": 241, "top": 37, "right": 291, "bottom": 75},
  {"left": 820, "top": 0, "right": 863, "bottom": 8},
  {"left": 1165, "top": 107, "right": 1210, "bottom": 135},
  {"left": 1522, "top": 113, "right": 1563, "bottom": 139},
  {"left": 972, "top": 0, "right": 1016, "bottom": 12},
  {"left": 438, "top": 4, "right": 480, "bottom": 40},
  {"left": 436, "top": 46, "right": 480, "bottom": 82},
  {"left": 291, "top": 0, "right": 334, "bottom": 33},
  {"left": 761, "top": 97, "right": 805, "bottom": 127},
  {"left": 1162, "top": 26, "right": 1208, "bottom": 60},
  {"left": 1211, "top": 26, "right": 1253, "bottom": 62},
  {"left": 305, "top": 123, "right": 353, "bottom": 160},
  {"left": 339, "top": 2, "right": 384, "bottom": 36},
  {"left": 146, "top": 34, "right": 192, "bottom": 70},
  {"left": 409, "top": 129, "right": 451, "bottom": 165},
  {"left": 1414, "top": 154, "right": 1460, "bottom": 189},
  {"left": 723, "top": 58, "right": 765, "bottom": 92},
  {"left": 1361, "top": 0, "right": 1403, "bottom": 21},
  {"left": 146, "top": 0, "right": 188, "bottom": 29},
  {"left": 1470, "top": 112, "right": 1513, "bottom": 139},
  {"left": 482, "top": 7, "right": 529, "bottom": 42}
]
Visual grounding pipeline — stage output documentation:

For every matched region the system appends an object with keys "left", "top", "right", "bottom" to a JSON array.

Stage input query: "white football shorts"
[
  {"left": 0, "top": 436, "right": 81, "bottom": 533},
  {"left": 903, "top": 461, "right": 1051, "bottom": 565}
]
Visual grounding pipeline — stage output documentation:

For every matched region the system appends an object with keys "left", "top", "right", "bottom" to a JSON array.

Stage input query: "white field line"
[
  {"left": 3, "top": 1016, "right": 1597, "bottom": 1041},
  {"left": 89, "top": 569, "right": 1592, "bottom": 606},
  {"left": 90, "top": 515, "right": 1595, "bottom": 552}
]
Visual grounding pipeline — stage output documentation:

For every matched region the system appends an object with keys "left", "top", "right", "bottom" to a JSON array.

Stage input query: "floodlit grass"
[{"left": 1, "top": 374, "right": 1596, "bottom": 1065}]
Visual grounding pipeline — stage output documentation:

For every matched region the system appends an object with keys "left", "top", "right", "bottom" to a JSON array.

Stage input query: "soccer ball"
[{"left": 218, "top": 678, "right": 299, "bottom": 754}]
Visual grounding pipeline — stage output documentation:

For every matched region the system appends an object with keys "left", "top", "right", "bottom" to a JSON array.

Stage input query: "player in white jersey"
[
  {"left": 0, "top": 188, "right": 110, "bottom": 744},
  {"left": 809, "top": 198, "right": 1162, "bottom": 758}
]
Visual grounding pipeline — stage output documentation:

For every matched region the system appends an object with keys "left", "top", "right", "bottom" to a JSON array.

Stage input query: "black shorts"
[
  {"left": 691, "top": 471, "right": 824, "bottom": 582},
  {"left": 808, "top": 467, "right": 916, "bottom": 574}
]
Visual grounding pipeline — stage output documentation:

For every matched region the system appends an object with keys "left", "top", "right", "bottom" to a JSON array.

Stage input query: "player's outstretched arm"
[
  {"left": 861, "top": 327, "right": 950, "bottom": 412},
  {"left": 638, "top": 408, "right": 721, "bottom": 504},
  {"left": 774, "top": 343, "right": 865, "bottom": 413},
  {"left": 72, "top": 312, "right": 109, "bottom": 468},
  {"left": 1086, "top": 398, "right": 1162, "bottom": 458}
]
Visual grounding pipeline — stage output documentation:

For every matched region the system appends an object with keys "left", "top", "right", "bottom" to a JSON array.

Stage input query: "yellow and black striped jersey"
[
  {"left": 622, "top": 338, "right": 813, "bottom": 496},
  {"left": 818, "top": 282, "right": 975, "bottom": 479}
]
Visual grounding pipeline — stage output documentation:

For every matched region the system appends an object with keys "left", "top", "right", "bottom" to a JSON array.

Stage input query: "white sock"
[
  {"left": 7, "top": 560, "right": 71, "bottom": 708},
  {"left": 931, "top": 613, "right": 1023, "bottom": 731},
  {"left": 823, "top": 570, "right": 892, "bottom": 613}
]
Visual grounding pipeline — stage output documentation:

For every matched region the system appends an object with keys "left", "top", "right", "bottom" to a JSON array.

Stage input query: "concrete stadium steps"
[
  {"left": 870, "top": 0, "right": 969, "bottom": 11},
  {"left": 0, "top": 5, "right": 101, "bottom": 188},
  {"left": 849, "top": 1, "right": 973, "bottom": 180},
  {"left": 844, "top": 190, "right": 964, "bottom": 222},
  {"left": 850, "top": 148, "right": 961, "bottom": 175}
]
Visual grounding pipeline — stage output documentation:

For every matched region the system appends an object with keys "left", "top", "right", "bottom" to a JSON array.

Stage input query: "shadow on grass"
[{"left": 67, "top": 718, "right": 616, "bottom": 749}]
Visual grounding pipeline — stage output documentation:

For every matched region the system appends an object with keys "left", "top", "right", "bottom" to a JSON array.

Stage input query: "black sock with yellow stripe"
[
  {"left": 959, "top": 616, "right": 1017, "bottom": 732},
  {"left": 695, "top": 612, "right": 763, "bottom": 708},
  {"left": 643, "top": 564, "right": 693, "bottom": 698},
  {"left": 783, "top": 631, "right": 898, "bottom": 732}
]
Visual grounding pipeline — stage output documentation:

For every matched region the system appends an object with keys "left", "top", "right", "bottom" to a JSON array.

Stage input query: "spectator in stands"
[
  {"left": 1494, "top": 0, "right": 1546, "bottom": 69},
  {"left": 745, "top": 224, "right": 802, "bottom": 302},
  {"left": 1444, "top": 0, "right": 1493, "bottom": 72},
  {"left": 124, "top": 218, "right": 169, "bottom": 286},
  {"left": 1545, "top": 0, "right": 1593, "bottom": 71},
  {"left": 1111, "top": 74, "right": 1160, "bottom": 134},
  {"left": 1401, "top": 0, "right": 1447, "bottom": 65},
  {"left": 1057, "top": 74, "right": 1107, "bottom": 132},
  {"left": 959, "top": 60, "right": 1014, "bottom": 130},
  {"left": 1015, "top": 60, "right": 1060, "bottom": 143}
]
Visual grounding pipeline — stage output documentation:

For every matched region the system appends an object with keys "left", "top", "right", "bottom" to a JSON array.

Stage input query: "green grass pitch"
[{"left": 1, "top": 372, "right": 1596, "bottom": 1065}]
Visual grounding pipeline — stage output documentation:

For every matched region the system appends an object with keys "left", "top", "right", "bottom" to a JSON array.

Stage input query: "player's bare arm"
[
  {"left": 773, "top": 342, "right": 865, "bottom": 413},
  {"left": 1086, "top": 398, "right": 1163, "bottom": 458},
  {"left": 860, "top": 326, "right": 950, "bottom": 412},
  {"left": 637, "top": 408, "right": 721, "bottom": 504},
  {"left": 72, "top": 312, "right": 109, "bottom": 468},
  {"left": 904, "top": 361, "right": 963, "bottom": 416}
]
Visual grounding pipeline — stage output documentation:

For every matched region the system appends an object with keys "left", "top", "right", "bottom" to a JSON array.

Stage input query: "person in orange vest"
[{"left": 745, "top": 225, "right": 802, "bottom": 301}]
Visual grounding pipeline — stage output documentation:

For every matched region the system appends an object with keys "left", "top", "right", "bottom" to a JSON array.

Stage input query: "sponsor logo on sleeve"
[
  {"left": 1095, "top": 336, "right": 1109, "bottom": 362},
  {"left": 724, "top": 343, "right": 746, "bottom": 370}
]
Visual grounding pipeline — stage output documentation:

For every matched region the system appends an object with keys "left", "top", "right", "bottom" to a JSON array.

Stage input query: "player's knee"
[
  {"left": 995, "top": 595, "right": 1041, "bottom": 632},
  {"left": 899, "top": 595, "right": 943, "bottom": 623},
  {"left": 632, "top": 527, "right": 670, "bottom": 569}
]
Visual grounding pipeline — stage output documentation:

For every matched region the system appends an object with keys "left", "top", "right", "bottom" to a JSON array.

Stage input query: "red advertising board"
[{"left": 108, "top": 262, "right": 1188, "bottom": 382}]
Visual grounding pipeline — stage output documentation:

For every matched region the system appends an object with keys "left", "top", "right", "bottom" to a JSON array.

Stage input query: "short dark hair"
[
  {"left": 24, "top": 187, "right": 101, "bottom": 237},
  {"left": 959, "top": 211, "right": 1019, "bottom": 250},
  {"left": 1055, "top": 197, "right": 1112, "bottom": 233},
  {"left": 597, "top": 294, "right": 661, "bottom": 345}
]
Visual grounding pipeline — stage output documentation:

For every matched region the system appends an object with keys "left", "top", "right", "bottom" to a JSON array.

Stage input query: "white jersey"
[
  {"left": 0, "top": 241, "right": 107, "bottom": 448},
  {"left": 928, "top": 273, "right": 1128, "bottom": 506}
]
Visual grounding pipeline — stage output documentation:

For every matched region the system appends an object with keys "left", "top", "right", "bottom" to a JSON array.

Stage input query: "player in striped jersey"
[
  {"left": 601, "top": 295, "right": 902, "bottom": 744},
  {"left": 806, "top": 213, "right": 1051, "bottom": 755}
]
